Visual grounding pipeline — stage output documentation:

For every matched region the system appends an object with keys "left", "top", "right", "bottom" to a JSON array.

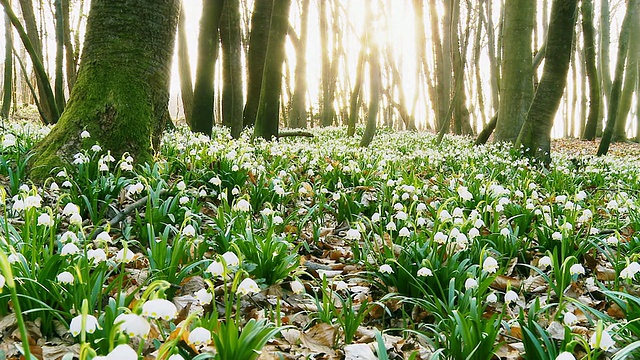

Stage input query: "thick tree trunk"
[
  {"left": 2, "top": 11, "right": 12, "bottom": 119},
  {"left": 177, "top": 3, "right": 193, "bottom": 126},
  {"left": 613, "top": 7, "right": 639, "bottom": 142},
  {"left": 431, "top": 0, "right": 452, "bottom": 133},
  {"left": 191, "top": 0, "right": 225, "bottom": 136},
  {"left": 243, "top": 0, "right": 273, "bottom": 128},
  {"left": 288, "top": 0, "right": 310, "bottom": 129},
  {"left": 517, "top": 0, "right": 578, "bottom": 164},
  {"left": 319, "top": 0, "right": 339, "bottom": 127},
  {"left": 581, "top": 0, "right": 601, "bottom": 140},
  {"left": 494, "top": 0, "right": 534, "bottom": 143},
  {"left": 220, "top": 0, "right": 243, "bottom": 138},
  {"left": 253, "top": 0, "right": 292, "bottom": 139},
  {"left": 30, "top": 0, "right": 179, "bottom": 180},
  {"left": 598, "top": 0, "right": 638, "bottom": 155},
  {"left": 360, "top": 3, "right": 379, "bottom": 147}
]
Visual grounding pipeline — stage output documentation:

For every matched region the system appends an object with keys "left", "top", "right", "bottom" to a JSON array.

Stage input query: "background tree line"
[{"left": 0, "top": 0, "right": 638, "bottom": 173}]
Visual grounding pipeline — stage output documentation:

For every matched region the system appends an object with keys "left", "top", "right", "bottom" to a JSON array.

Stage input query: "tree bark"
[
  {"left": 516, "top": 0, "right": 578, "bottom": 164},
  {"left": 190, "top": 0, "right": 225, "bottom": 136},
  {"left": 253, "top": 0, "right": 292, "bottom": 139},
  {"left": 598, "top": 0, "right": 638, "bottom": 155},
  {"left": 581, "top": 0, "right": 601, "bottom": 140},
  {"left": 288, "top": 0, "right": 310, "bottom": 129},
  {"left": 494, "top": 0, "right": 534, "bottom": 143},
  {"left": 220, "top": 0, "right": 243, "bottom": 138},
  {"left": 30, "top": 0, "right": 179, "bottom": 180},
  {"left": 613, "top": 6, "right": 639, "bottom": 142},
  {"left": 360, "top": 3, "right": 379, "bottom": 147},
  {"left": 319, "top": 0, "right": 339, "bottom": 127},
  {"left": 347, "top": 41, "right": 366, "bottom": 137},
  {"left": 177, "top": 3, "right": 193, "bottom": 126},
  {"left": 243, "top": 0, "right": 273, "bottom": 128},
  {"left": 54, "top": 0, "right": 66, "bottom": 112},
  {"left": 61, "top": 0, "right": 77, "bottom": 93}
]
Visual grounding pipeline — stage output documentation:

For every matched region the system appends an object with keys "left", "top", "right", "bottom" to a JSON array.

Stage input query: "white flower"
[
  {"left": 182, "top": 224, "right": 196, "bottom": 237},
  {"left": 206, "top": 261, "right": 224, "bottom": 277},
  {"left": 222, "top": 251, "right": 239, "bottom": 266},
  {"left": 482, "top": 256, "right": 499, "bottom": 273},
  {"left": 486, "top": 293, "right": 498, "bottom": 303},
  {"left": 188, "top": 327, "right": 211, "bottom": 345},
  {"left": 50, "top": 182, "right": 59, "bottom": 191},
  {"left": 209, "top": 176, "right": 222, "bottom": 186},
  {"left": 176, "top": 181, "right": 186, "bottom": 191},
  {"left": 563, "top": 311, "right": 578, "bottom": 326},
  {"left": 379, "top": 264, "right": 394, "bottom": 274},
  {"left": 333, "top": 280, "right": 348, "bottom": 291},
  {"left": 107, "top": 344, "right": 137, "bottom": 359},
  {"left": 371, "top": 212, "right": 380, "bottom": 222},
  {"left": 57, "top": 271, "right": 75, "bottom": 284},
  {"left": 273, "top": 215, "right": 283, "bottom": 225},
  {"left": 237, "top": 278, "right": 260, "bottom": 296},
  {"left": 69, "top": 314, "right": 99, "bottom": 336},
  {"left": 417, "top": 267, "right": 433, "bottom": 277},
  {"left": 37, "top": 213, "right": 54, "bottom": 227},
  {"left": 168, "top": 355, "right": 185, "bottom": 360},
  {"left": 504, "top": 290, "right": 519, "bottom": 304},
  {"left": 2, "top": 133, "right": 16, "bottom": 147},
  {"left": 385, "top": 221, "right": 397, "bottom": 231},
  {"left": 464, "top": 278, "right": 478, "bottom": 290},
  {"left": 395, "top": 211, "right": 408, "bottom": 221},
  {"left": 620, "top": 262, "right": 640, "bottom": 279},
  {"left": 345, "top": 229, "right": 361, "bottom": 240},
  {"left": 87, "top": 248, "right": 107, "bottom": 264},
  {"left": 260, "top": 207, "right": 274, "bottom": 217},
  {"left": 457, "top": 186, "right": 473, "bottom": 201},
  {"left": 290, "top": 280, "right": 305, "bottom": 294},
  {"left": 115, "top": 248, "right": 135, "bottom": 263},
  {"left": 62, "top": 180, "right": 73, "bottom": 188},
  {"left": 120, "top": 162, "right": 133, "bottom": 171},
  {"left": 552, "top": 232, "right": 563, "bottom": 241},
  {"left": 398, "top": 227, "right": 411, "bottom": 237},
  {"left": 194, "top": 288, "right": 213, "bottom": 305},
  {"left": 500, "top": 228, "right": 510, "bottom": 237},
  {"left": 439, "top": 209, "right": 452, "bottom": 222},
  {"left": 538, "top": 256, "right": 553, "bottom": 270},
  {"left": 96, "top": 231, "right": 111, "bottom": 243},
  {"left": 60, "top": 243, "right": 80, "bottom": 256},
  {"left": 59, "top": 231, "right": 77, "bottom": 244},
  {"left": 575, "top": 191, "right": 587, "bottom": 201},
  {"left": 589, "top": 329, "right": 615, "bottom": 351},
  {"left": 62, "top": 203, "right": 80, "bottom": 216},
  {"left": 605, "top": 236, "right": 618, "bottom": 246},
  {"left": 115, "top": 313, "right": 150, "bottom": 338},
  {"left": 80, "top": 130, "right": 91, "bottom": 139},
  {"left": 0, "top": 274, "right": 4, "bottom": 289},
  {"left": 234, "top": 199, "right": 251, "bottom": 212},
  {"left": 556, "top": 352, "right": 576, "bottom": 360},
  {"left": 91, "top": 144, "right": 102, "bottom": 152},
  {"left": 127, "top": 182, "right": 144, "bottom": 195},
  {"left": 142, "top": 299, "right": 178, "bottom": 320},
  {"left": 569, "top": 264, "right": 585, "bottom": 276},
  {"left": 69, "top": 213, "right": 83, "bottom": 226}
]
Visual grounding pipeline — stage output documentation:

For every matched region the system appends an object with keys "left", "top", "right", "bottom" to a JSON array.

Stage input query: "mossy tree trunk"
[
  {"left": 288, "top": 0, "right": 310, "bottom": 129},
  {"left": 359, "top": 2, "right": 379, "bottom": 147},
  {"left": 191, "top": 0, "right": 225, "bottom": 136},
  {"left": 581, "top": 0, "right": 601, "bottom": 140},
  {"left": 516, "top": 0, "right": 578, "bottom": 165},
  {"left": 494, "top": 0, "right": 534, "bottom": 143},
  {"left": 220, "top": 0, "right": 244, "bottom": 139},
  {"left": 243, "top": 0, "right": 273, "bottom": 129},
  {"left": 613, "top": 5, "right": 639, "bottom": 142},
  {"left": 29, "top": 0, "right": 179, "bottom": 180},
  {"left": 253, "top": 0, "right": 292, "bottom": 139},
  {"left": 177, "top": 3, "right": 194, "bottom": 126},
  {"left": 2, "top": 10, "right": 12, "bottom": 119}
]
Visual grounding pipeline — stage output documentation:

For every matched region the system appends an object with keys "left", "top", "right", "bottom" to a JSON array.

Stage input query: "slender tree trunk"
[
  {"left": 429, "top": 0, "right": 449, "bottom": 133},
  {"left": 581, "top": 0, "right": 601, "bottom": 140},
  {"left": 220, "top": 0, "right": 243, "bottom": 138},
  {"left": 517, "top": 0, "right": 578, "bottom": 164},
  {"left": 599, "top": 0, "right": 613, "bottom": 103},
  {"left": 30, "top": 0, "right": 180, "bottom": 180},
  {"left": 613, "top": 7, "right": 639, "bottom": 142},
  {"left": 347, "top": 42, "right": 366, "bottom": 137},
  {"left": 319, "top": 0, "right": 337, "bottom": 127},
  {"left": 190, "top": 0, "right": 225, "bottom": 136},
  {"left": 254, "top": 0, "right": 292, "bottom": 139},
  {"left": 61, "top": 0, "right": 76, "bottom": 92},
  {"left": 177, "top": 3, "right": 193, "bottom": 125},
  {"left": 54, "top": 0, "right": 65, "bottom": 112},
  {"left": 598, "top": 0, "right": 638, "bottom": 155},
  {"left": 484, "top": 0, "right": 500, "bottom": 113},
  {"left": 288, "top": 0, "right": 310, "bottom": 129},
  {"left": 451, "top": 0, "right": 472, "bottom": 136},
  {"left": 2, "top": 10, "right": 12, "bottom": 119},
  {"left": 495, "top": 0, "right": 534, "bottom": 143},
  {"left": 360, "top": 5, "right": 379, "bottom": 147},
  {"left": 243, "top": 0, "right": 273, "bottom": 128}
]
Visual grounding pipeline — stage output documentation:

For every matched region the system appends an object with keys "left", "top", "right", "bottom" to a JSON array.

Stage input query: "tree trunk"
[
  {"left": 54, "top": 0, "right": 66, "bottom": 112},
  {"left": 288, "top": 0, "right": 310, "bottom": 129},
  {"left": 2, "top": 10, "right": 12, "bottom": 119},
  {"left": 220, "top": 0, "right": 243, "bottom": 138},
  {"left": 494, "top": 0, "right": 534, "bottom": 143},
  {"left": 516, "top": 0, "right": 578, "bottom": 164},
  {"left": 29, "top": 0, "right": 179, "bottom": 180},
  {"left": 177, "top": 3, "right": 193, "bottom": 126},
  {"left": 581, "top": 0, "right": 601, "bottom": 140},
  {"left": 347, "top": 42, "right": 366, "bottom": 137},
  {"left": 61, "top": 0, "right": 77, "bottom": 93},
  {"left": 243, "top": 0, "right": 273, "bottom": 129},
  {"left": 190, "top": 0, "right": 225, "bottom": 136},
  {"left": 253, "top": 0, "right": 292, "bottom": 139},
  {"left": 599, "top": 0, "right": 613, "bottom": 104},
  {"left": 431, "top": 0, "right": 452, "bottom": 133},
  {"left": 598, "top": 0, "right": 638, "bottom": 155},
  {"left": 613, "top": 7, "right": 639, "bottom": 142},
  {"left": 319, "top": 0, "right": 338, "bottom": 127},
  {"left": 450, "top": 0, "right": 472, "bottom": 136},
  {"left": 360, "top": 3, "right": 379, "bottom": 147}
]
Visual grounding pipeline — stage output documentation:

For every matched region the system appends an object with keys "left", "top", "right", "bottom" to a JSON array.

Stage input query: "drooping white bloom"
[
  {"left": 569, "top": 264, "right": 585, "bottom": 276},
  {"left": 168, "top": 355, "right": 185, "bottom": 360},
  {"left": 87, "top": 248, "right": 107, "bottom": 264},
  {"left": 457, "top": 186, "right": 473, "bottom": 201},
  {"left": 563, "top": 311, "right": 578, "bottom": 326},
  {"left": 69, "top": 213, "right": 83, "bottom": 226},
  {"left": 345, "top": 229, "right": 361, "bottom": 240},
  {"left": 209, "top": 176, "right": 222, "bottom": 186},
  {"left": 142, "top": 299, "right": 178, "bottom": 320},
  {"left": 222, "top": 251, "right": 239, "bottom": 266},
  {"left": 433, "top": 231, "right": 448, "bottom": 244},
  {"left": 57, "top": 271, "right": 75, "bottom": 284},
  {"left": 188, "top": 327, "right": 212, "bottom": 345},
  {"left": 379, "top": 264, "right": 394, "bottom": 274},
  {"left": 439, "top": 209, "right": 452, "bottom": 222},
  {"left": 206, "top": 261, "right": 224, "bottom": 277},
  {"left": 500, "top": 228, "right": 510, "bottom": 237},
  {"left": 176, "top": 181, "right": 186, "bottom": 191},
  {"left": 69, "top": 314, "right": 99, "bottom": 336},
  {"left": 96, "top": 231, "right": 111, "bottom": 243},
  {"left": 37, "top": 213, "right": 54, "bottom": 227},
  {"left": 106, "top": 344, "right": 137, "bottom": 360},
  {"left": 60, "top": 243, "right": 80, "bottom": 256},
  {"left": 486, "top": 293, "right": 498, "bottom": 303},
  {"left": 417, "top": 267, "right": 433, "bottom": 277},
  {"left": 589, "top": 329, "right": 615, "bottom": 351},
  {"left": 194, "top": 288, "right": 213, "bottom": 305},
  {"left": 398, "top": 227, "right": 411, "bottom": 237},
  {"left": 385, "top": 221, "right": 397, "bottom": 231},
  {"left": 290, "top": 280, "right": 305, "bottom": 294},
  {"left": 538, "top": 256, "right": 553, "bottom": 270},
  {"left": 552, "top": 232, "right": 563, "bottom": 241},
  {"left": 0, "top": 274, "right": 5, "bottom": 289},
  {"left": 62, "top": 203, "right": 80, "bottom": 216},
  {"left": 482, "top": 256, "right": 499, "bottom": 273},
  {"left": 556, "top": 352, "right": 576, "bottom": 360},
  {"left": 182, "top": 224, "right": 196, "bottom": 237},
  {"left": 115, "top": 313, "right": 151, "bottom": 338},
  {"left": 115, "top": 248, "right": 135, "bottom": 263},
  {"left": 620, "top": 262, "right": 640, "bottom": 280},
  {"left": 464, "top": 278, "right": 478, "bottom": 290},
  {"left": 234, "top": 199, "right": 251, "bottom": 212},
  {"left": 237, "top": 278, "right": 260, "bottom": 296},
  {"left": 504, "top": 290, "right": 519, "bottom": 304}
]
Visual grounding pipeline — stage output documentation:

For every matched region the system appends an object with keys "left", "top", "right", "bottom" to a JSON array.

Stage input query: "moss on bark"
[{"left": 29, "top": 0, "right": 179, "bottom": 181}]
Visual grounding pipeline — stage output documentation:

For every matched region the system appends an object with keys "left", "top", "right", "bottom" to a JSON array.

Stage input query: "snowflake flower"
[
  {"left": 142, "top": 299, "right": 178, "bottom": 321},
  {"left": 69, "top": 314, "right": 99, "bottom": 336},
  {"left": 115, "top": 313, "right": 150, "bottom": 338},
  {"left": 188, "top": 327, "right": 211, "bottom": 345},
  {"left": 379, "top": 264, "right": 394, "bottom": 274},
  {"left": 482, "top": 256, "right": 499, "bottom": 273},
  {"left": 237, "top": 278, "right": 260, "bottom": 296}
]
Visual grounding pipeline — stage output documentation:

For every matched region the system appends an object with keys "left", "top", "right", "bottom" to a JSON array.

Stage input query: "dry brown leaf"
[
  {"left": 491, "top": 275, "right": 522, "bottom": 291},
  {"left": 521, "top": 275, "right": 549, "bottom": 293},
  {"left": 344, "top": 343, "right": 377, "bottom": 360},
  {"left": 607, "top": 302, "right": 626, "bottom": 319},
  {"left": 300, "top": 323, "right": 337, "bottom": 355},
  {"left": 595, "top": 264, "right": 616, "bottom": 281}
]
